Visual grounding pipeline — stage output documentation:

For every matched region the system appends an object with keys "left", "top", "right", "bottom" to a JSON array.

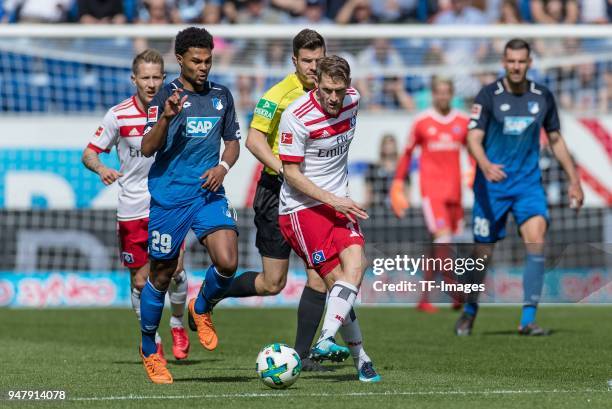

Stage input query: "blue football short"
[
  {"left": 472, "top": 184, "right": 549, "bottom": 243},
  {"left": 148, "top": 193, "right": 237, "bottom": 260}
]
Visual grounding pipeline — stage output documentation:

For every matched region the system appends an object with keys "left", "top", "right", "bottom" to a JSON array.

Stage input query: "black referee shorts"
[{"left": 253, "top": 172, "right": 292, "bottom": 259}]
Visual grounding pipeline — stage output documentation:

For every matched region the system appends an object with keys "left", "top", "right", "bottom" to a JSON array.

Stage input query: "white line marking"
[{"left": 71, "top": 389, "right": 606, "bottom": 401}]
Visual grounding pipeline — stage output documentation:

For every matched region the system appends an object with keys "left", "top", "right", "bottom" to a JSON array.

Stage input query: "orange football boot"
[
  {"left": 140, "top": 348, "right": 173, "bottom": 384},
  {"left": 187, "top": 298, "right": 218, "bottom": 350}
]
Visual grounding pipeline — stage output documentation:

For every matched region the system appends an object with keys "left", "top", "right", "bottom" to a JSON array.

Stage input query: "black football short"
[{"left": 253, "top": 172, "right": 292, "bottom": 259}]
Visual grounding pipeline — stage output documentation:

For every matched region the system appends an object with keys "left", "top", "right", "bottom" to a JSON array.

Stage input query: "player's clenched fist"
[
  {"left": 163, "top": 88, "right": 188, "bottom": 119},
  {"left": 98, "top": 166, "right": 123, "bottom": 185}
]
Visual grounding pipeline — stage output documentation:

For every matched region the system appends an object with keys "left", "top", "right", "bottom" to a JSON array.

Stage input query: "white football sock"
[
  {"left": 130, "top": 287, "right": 141, "bottom": 321},
  {"left": 318, "top": 281, "right": 358, "bottom": 343},
  {"left": 339, "top": 308, "right": 371, "bottom": 369},
  {"left": 168, "top": 270, "right": 187, "bottom": 328}
]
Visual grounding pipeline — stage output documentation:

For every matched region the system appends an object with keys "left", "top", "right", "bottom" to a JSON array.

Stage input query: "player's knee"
[
  {"left": 262, "top": 275, "right": 286, "bottom": 295},
  {"left": 132, "top": 275, "right": 147, "bottom": 291},
  {"left": 306, "top": 276, "right": 326, "bottom": 293},
  {"left": 149, "top": 259, "right": 177, "bottom": 290},
  {"left": 214, "top": 255, "right": 238, "bottom": 277}
]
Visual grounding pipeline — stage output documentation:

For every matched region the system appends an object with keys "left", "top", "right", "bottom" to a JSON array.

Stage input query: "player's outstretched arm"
[
  {"left": 547, "top": 130, "right": 584, "bottom": 210},
  {"left": 81, "top": 147, "right": 122, "bottom": 185},
  {"left": 467, "top": 129, "right": 507, "bottom": 182},
  {"left": 283, "top": 162, "right": 368, "bottom": 223},
  {"left": 141, "top": 88, "right": 188, "bottom": 157},
  {"left": 200, "top": 139, "right": 240, "bottom": 192},
  {"left": 245, "top": 127, "right": 283, "bottom": 175}
]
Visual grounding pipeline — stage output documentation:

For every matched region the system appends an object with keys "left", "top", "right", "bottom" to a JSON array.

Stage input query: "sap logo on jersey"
[
  {"left": 186, "top": 117, "right": 220, "bottom": 138},
  {"left": 503, "top": 116, "right": 535, "bottom": 135}
]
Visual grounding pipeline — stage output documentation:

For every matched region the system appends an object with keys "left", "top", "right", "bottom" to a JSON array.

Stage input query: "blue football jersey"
[
  {"left": 469, "top": 79, "right": 560, "bottom": 195},
  {"left": 145, "top": 79, "right": 241, "bottom": 208}
]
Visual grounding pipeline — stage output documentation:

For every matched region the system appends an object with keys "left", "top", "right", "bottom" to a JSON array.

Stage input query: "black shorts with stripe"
[{"left": 253, "top": 172, "right": 292, "bottom": 259}]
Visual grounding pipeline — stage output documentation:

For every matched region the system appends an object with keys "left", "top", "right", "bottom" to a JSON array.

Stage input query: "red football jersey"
[{"left": 394, "top": 109, "right": 469, "bottom": 202}]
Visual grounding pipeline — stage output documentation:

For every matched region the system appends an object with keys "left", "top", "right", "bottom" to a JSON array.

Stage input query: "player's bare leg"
[
  {"left": 169, "top": 250, "right": 190, "bottom": 359},
  {"left": 518, "top": 216, "right": 550, "bottom": 336},
  {"left": 188, "top": 230, "right": 238, "bottom": 351}
]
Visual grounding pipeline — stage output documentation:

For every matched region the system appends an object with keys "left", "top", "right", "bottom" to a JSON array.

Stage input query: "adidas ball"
[{"left": 255, "top": 343, "right": 302, "bottom": 389}]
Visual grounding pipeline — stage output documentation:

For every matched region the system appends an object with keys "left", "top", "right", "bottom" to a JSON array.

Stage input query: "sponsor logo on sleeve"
[
  {"left": 280, "top": 132, "right": 293, "bottom": 145},
  {"left": 186, "top": 117, "right": 220, "bottom": 138},
  {"left": 94, "top": 126, "right": 104, "bottom": 137},
  {"left": 148, "top": 106, "right": 158, "bottom": 123},
  {"left": 254, "top": 98, "right": 278, "bottom": 120},
  {"left": 471, "top": 104, "right": 482, "bottom": 119}
]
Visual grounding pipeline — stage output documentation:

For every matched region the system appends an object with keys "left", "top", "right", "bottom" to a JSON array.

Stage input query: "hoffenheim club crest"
[
  {"left": 212, "top": 97, "right": 223, "bottom": 111},
  {"left": 528, "top": 101, "right": 539, "bottom": 114}
]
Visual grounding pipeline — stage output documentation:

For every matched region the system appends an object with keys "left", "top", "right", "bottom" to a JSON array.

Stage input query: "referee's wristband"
[{"left": 219, "top": 161, "right": 230, "bottom": 172}]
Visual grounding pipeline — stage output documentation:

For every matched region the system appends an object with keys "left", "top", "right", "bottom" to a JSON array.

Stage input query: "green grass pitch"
[{"left": 1, "top": 306, "right": 611, "bottom": 408}]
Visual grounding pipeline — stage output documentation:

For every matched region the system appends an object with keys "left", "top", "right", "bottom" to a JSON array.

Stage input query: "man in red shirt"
[{"left": 390, "top": 77, "right": 470, "bottom": 312}]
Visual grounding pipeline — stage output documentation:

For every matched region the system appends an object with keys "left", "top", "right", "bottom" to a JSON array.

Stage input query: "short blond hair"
[
  {"left": 132, "top": 49, "right": 164, "bottom": 75},
  {"left": 431, "top": 75, "right": 454, "bottom": 93}
]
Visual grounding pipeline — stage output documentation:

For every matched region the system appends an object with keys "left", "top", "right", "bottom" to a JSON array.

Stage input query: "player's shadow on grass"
[
  {"left": 174, "top": 375, "right": 251, "bottom": 383},
  {"left": 480, "top": 329, "right": 558, "bottom": 336},
  {"left": 112, "top": 359, "right": 220, "bottom": 365},
  {"left": 300, "top": 373, "right": 356, "bottom": 382},
  {"left": 171, "top": 359, "right": 222, "bottom": 366}
]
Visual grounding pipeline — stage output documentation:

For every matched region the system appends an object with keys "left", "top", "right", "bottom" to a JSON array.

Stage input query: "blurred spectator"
[
  {"left": 200, "top": 0, "right": 222, "bottom": 23},
  {"left": 175, "top": 0, "right": 206, "bottom": 22},
  {"left": 137, "top": 0, "right": 181, "bottom": 23},
  {"left": 269, "top": 0, "right": 305, "bottom": 18},
  {"left": 562, "top": 62, "right": 606, "bottom": 112},
  {"left": 530, "top": 0, "right": 579, "bottom": 23},
  {"left": 236, "top": 0, "right": 287, "bottom": 23},
  {"left": 603, "top": 67, "right": 612, "bottom": 112},
  {"left": 580, "top": 0, "right": 609, "bottom": 23},
  {"left": 498, "top": 0, "right": 523, "bottom": 22},
  {"left": 222, "top": 0, "right": 249, "bottom": 23},
  {"left": 356, "top": 38, "right": 414, "bottom": 110},
  {"left": 431, "top": 0, "right": 488, "bottom": 68},
  {"left": 336, "top": 0, "right": 378, "bottom": 24},
  {"left": 363, "top": 134, "right": 403, "bottom": 211},
  {"left": 489, "top": 0, "right": 524, "bottom": 57},
  {"left": 78, "top": 0, "right": 126, "bottom": 23},
  {"left": 370, "top": 0, "right": 432, "bottom": 23},
  {"left": 292, "top": 0, "right": 333, "bottom": 24},
  {"left": 134, "top": 0, "right": 177, "bottom": 54},
  {"left": 2, "top": 0, "right": 71, "bottom": 23}
]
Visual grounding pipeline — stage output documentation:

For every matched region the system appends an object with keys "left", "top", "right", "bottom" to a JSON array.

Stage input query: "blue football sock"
[
  {"left": 520, "top": 305, "right": 537, "bottom": 328},
  {"left": 140, "top": 280, "right": 166, "bottom": 357},
  {"left": 194, "top": 265, "right": 234, "bottom": 314},
  {"left": 463, "top": 302, "right": 478, "bottom": 317},
  {"left": 522, "top": 251, "right": 545, "bottom": 317},
  {"left": 521, "top": 252, "right": 545, "bottom": 327}
]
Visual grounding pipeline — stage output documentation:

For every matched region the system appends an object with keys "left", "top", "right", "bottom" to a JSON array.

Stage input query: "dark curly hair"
[{"left": 174, "top": 27, "right": 214, "bottom": 56}]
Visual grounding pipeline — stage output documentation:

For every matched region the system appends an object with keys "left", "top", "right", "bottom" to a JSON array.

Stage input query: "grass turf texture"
[{"left": 1, "top": 306, "right": 611, "bottom": 408}]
